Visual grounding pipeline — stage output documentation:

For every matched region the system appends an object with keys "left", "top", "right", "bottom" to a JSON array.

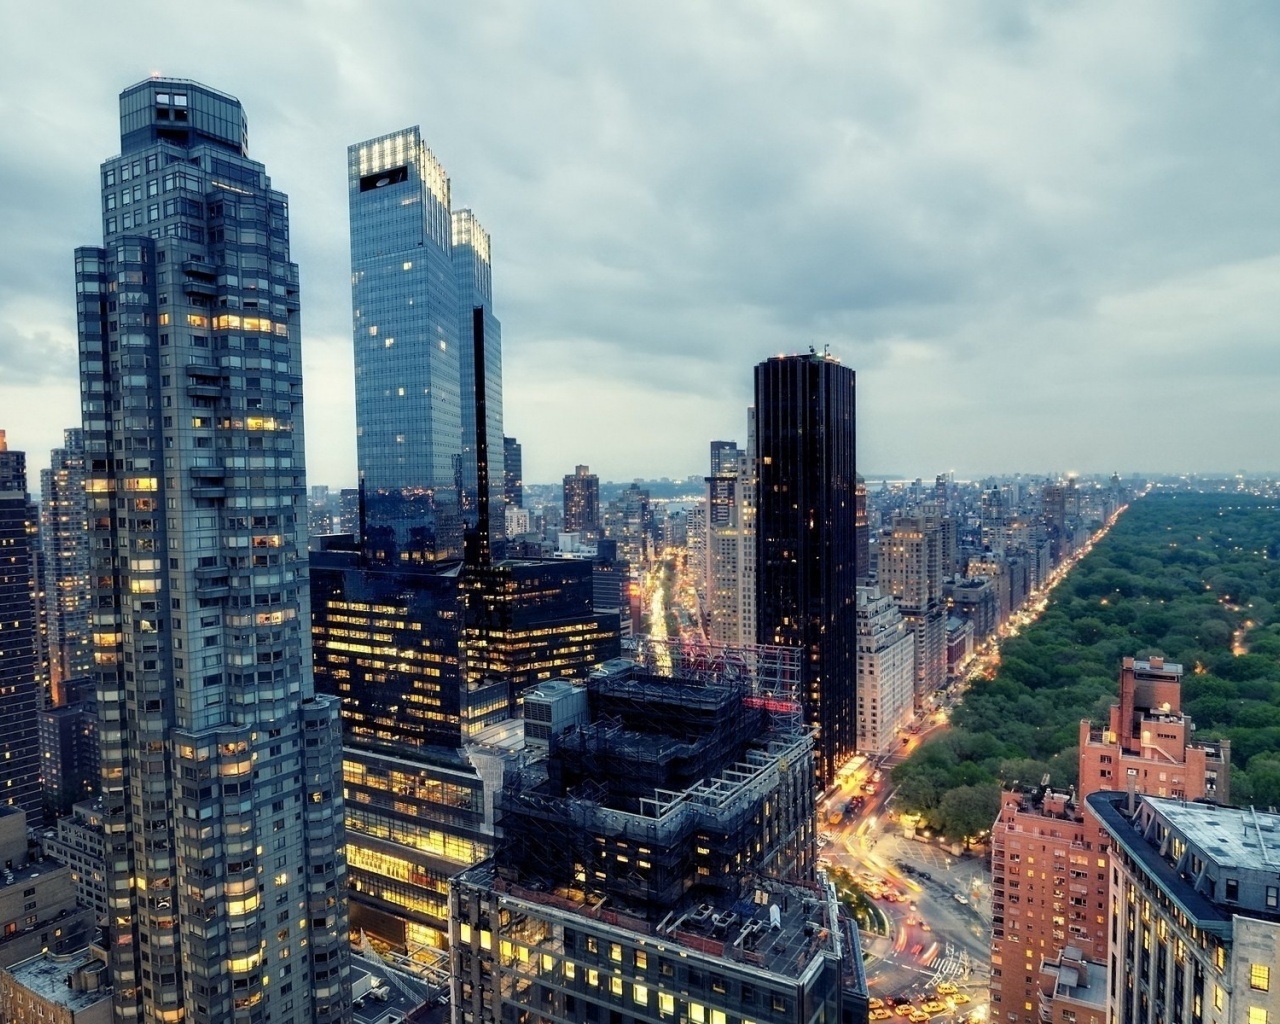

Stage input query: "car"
[
  {"left": 918, "top": 871, "right": 932, "bottom": 881},
  {"left": 909, "top": 1011, "right": 930, "bottom": 1023},
  {"left": 871, "top": 1010, "right": 893, "bottom": 1021},
  {"left": 921, "top": 922, "right": 931, "bottom": 932},
  {"left": 868, "top": 998, "right": 885, "bottom": 1009},
  {"left": 953, "top": 994, "right": 971, "bottom": 1005},
  {"left": 894, "top": 1005, "right": 914, "bottom": 1017},
  {"left": 922, "top": 1001, "right": 946, "bottom": 1014},
  {"left": 936, "top": 982, "right": 957, "bottom": 996},
  {"left": 953, "top": 893, "right": 969, "bottom": 905}
]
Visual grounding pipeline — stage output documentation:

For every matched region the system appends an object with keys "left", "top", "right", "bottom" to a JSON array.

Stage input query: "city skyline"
[{"left": 4, "top": 4, "right": 1280, "bottom": 486}]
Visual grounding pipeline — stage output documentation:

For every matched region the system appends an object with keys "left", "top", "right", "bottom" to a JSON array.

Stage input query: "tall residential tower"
[
  {"left": 754, "top": 352, "right": 857, "bottom": 785},
  {"left": 77, "top": 78, "right": 348, "bottom": 1024}
]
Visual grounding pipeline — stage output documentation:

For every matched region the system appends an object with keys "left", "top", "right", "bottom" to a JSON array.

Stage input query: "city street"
[{"left": 820, "top": 775, "right": 992, "bottom": 1023}]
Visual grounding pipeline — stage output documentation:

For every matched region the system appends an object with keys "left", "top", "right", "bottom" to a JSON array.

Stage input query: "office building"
[
  {"left": 449, "top": 659, "right": 865, "bottom": 1023},
  {"left": 989, "top": 657, "right": 1229, "bottom": 1024},
  {"left": 1091, "top": 793, "right": 1280, "bottom": 1024},
  {"left": 453, "top": 209, "right": 505, "bottom": 544},
  {"left": 563, "top": 464, "right": 600, "bottom": 536},
  {"left": 854, "top": 585, "right": 915, "bottom": 755},
  {"left": 754, "top": 352, "right": 857, "bottom": 785},
  {"left": 349, "top": 127, "right": 504, "bottom": 561},
  {"left": 76, "top": 78, "right": 348, "bottom": 1023},
  {"left": 40, "top": 429, "right": 93, "bottom": 694},
  {"left": 0, "top": 433, "right": 42, "bottom": 819},
  {"left": 0, "top": 807, "right": 92, "bottom": 970},
  {"left": 709, "top": 439, "right": 740, "bottom": 477},
  {"left": 0, "top": 946, "right": 112, "bottom": 1024},
  {"left": 311, "top": 543, "right": 620, "bottom": 953},
  {"left": 503, "top": 435, "right": 523, "bottom": 507}
]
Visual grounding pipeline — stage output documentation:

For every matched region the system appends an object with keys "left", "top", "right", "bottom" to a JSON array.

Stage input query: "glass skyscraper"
[
  {"left": 76, "top": 78, "right": 348, "bottom": 1024},
  {"left": 754, "top": 352, "right": 858, "bottom": 786},
  {"left": 348, "top": 129, "right": 504, "bottom": 562}
]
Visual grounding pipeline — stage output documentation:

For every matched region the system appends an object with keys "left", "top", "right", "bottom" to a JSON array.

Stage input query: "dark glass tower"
[
  {"left": 754, "top": 353, "right": 857, "bottom": 786},
  {"left": 503, "top": 435, "right": 522, "bottom": 508},
  {"left": 0, "top": 433, "right": 42, "bottom": 819},
  {"left": 77, "top": 78, "right": 348, "bottom": 1024}
]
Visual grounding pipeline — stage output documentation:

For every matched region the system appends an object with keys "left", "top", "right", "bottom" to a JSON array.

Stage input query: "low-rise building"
[
  {"left": 0, "top": 946, "right": 111, "bottom": 1024},
  {"left": 0, "top": 808, "right": 92, "bottom": 971}
]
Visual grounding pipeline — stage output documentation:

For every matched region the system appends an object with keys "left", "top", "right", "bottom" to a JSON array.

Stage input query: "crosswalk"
[{"left": 928, "top": 943, "right": 971, "bottom": 984}]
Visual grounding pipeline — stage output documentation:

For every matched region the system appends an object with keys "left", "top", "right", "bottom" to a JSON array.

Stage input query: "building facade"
[
  {"left": 1092, "top": 793, "right": 1280, "bottom": 1024},
  {"left": 40, "top": 429, "right": 93, "bottom": 695},
  {"left": 563, "top": 464, "right": 600, "bottom": 536},
  {"left": 754, "top": 352, "right": 857, "bottom": 785},
  {"left": 0, "top": 433, "right": 42, "bottom": 819},
  {"left": 878, "top": 507, "right": 948, "bottom": 705},
  {"left": 349, "top": 127, "right": 504, "bottom": 561},
  {"left": 503, "top": 435, "right": 523, "bottom": 508},
  {"left": 449, "top": 661, "right": 864, "bottom": 1023},
  {"left": 76, "top": 78, "right": 348, "bottom": 1024},
  {"left": 854, "top": 585, "right": 915, "bottom": 755}
]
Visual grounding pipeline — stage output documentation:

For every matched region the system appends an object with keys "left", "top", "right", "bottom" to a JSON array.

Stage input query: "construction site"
[{"left": 496, "top": 658, "right": 817, "bottom": 915}]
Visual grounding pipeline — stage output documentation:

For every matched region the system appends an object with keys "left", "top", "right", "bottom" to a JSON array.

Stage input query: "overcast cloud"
[{"left": 1, "top": 1, "right": 1278, "bottom": 485}]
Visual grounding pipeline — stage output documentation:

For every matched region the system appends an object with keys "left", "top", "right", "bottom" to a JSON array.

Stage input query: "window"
[
  {"left": 1253, "top": 964, "right": 1271, "bottom": 991},
  {"left": 1226, "top": 878, "right": 1240, "bottom": 902},
  {"left": 1249, "top": 1009, "right": 1268, "bottom": 1024}
]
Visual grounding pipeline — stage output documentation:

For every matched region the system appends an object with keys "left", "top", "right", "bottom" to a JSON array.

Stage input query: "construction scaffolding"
[
  {"left": 496, "top": 666, "right": 814, "bottom": 917},
  {"left": 622, "top": 636, "right": 802, "bottom": 700}
]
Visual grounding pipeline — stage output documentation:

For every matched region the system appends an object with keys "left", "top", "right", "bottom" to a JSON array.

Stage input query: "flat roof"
[
  {"left": 1147, "top": 797, "right": 1280, "bottom": 870},
  {"left": 464, "top": 861, "right": 843, "bottom": 983},
  {"left": 3, "top": 951, "right": 110, "bottom": 1012}
]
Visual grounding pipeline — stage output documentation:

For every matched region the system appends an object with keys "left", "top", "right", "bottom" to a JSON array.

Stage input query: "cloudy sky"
[{"left": 2, "top": 2, "right": 1278, "bottom": 486}]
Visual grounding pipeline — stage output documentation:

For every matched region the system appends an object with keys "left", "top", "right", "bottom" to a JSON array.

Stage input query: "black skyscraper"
[{"left": 754, "top": 353, "right": 857, "bottom": 786}]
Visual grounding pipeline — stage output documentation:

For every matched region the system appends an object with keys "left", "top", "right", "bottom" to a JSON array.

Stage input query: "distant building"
[
  {"left": 855, "top": 585, "right": 915, "bottom": 755},
  {"left": 1092, "top": 793, "right": 1280, "bottom": 1024},
  {"left": 504, "top": 503, "right": 532, "bottom": 537},
  {"left": 879, "top": 506, "right": 948, "bottom": 706},
  {"left": 754, "top": 352, "right": 858, "bottom": 786},
  {"left": 563, "top": 464, "right": 600, "bottom": 536},
  {"left": 503, "top": 435, "right": 523, "bottom": 507},
  {"left": 855, "top": 476, "right": 870, "bottom": 583}
]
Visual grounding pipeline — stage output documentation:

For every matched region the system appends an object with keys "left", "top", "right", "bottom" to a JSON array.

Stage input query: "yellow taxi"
[
  {"left": 908, "top": 1011, "right": 929, "bottom": 1024},
  {"left": 953, "top": 993, "right": 971, "bottom": 1005},
  {"left": 936, "top": 982, "right": 957, "bottom": 997},
  {"left": 871, "top": 1010, "right": 893, "bottom": 1021},
  {"left": 894, "top": 1004, "right": 915, "bottom": 1017},
  {"left": 921, "top": 1001, "right": 947, "bottom": 1015}
]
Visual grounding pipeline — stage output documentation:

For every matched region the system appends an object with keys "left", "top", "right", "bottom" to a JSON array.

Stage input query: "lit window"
[
  {"left": 1253, "top": 965, "right": 1271, "bottom": 991},
  {"left": 1249, "top": 1009, "right": 1268, "bottom": 1024}
]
